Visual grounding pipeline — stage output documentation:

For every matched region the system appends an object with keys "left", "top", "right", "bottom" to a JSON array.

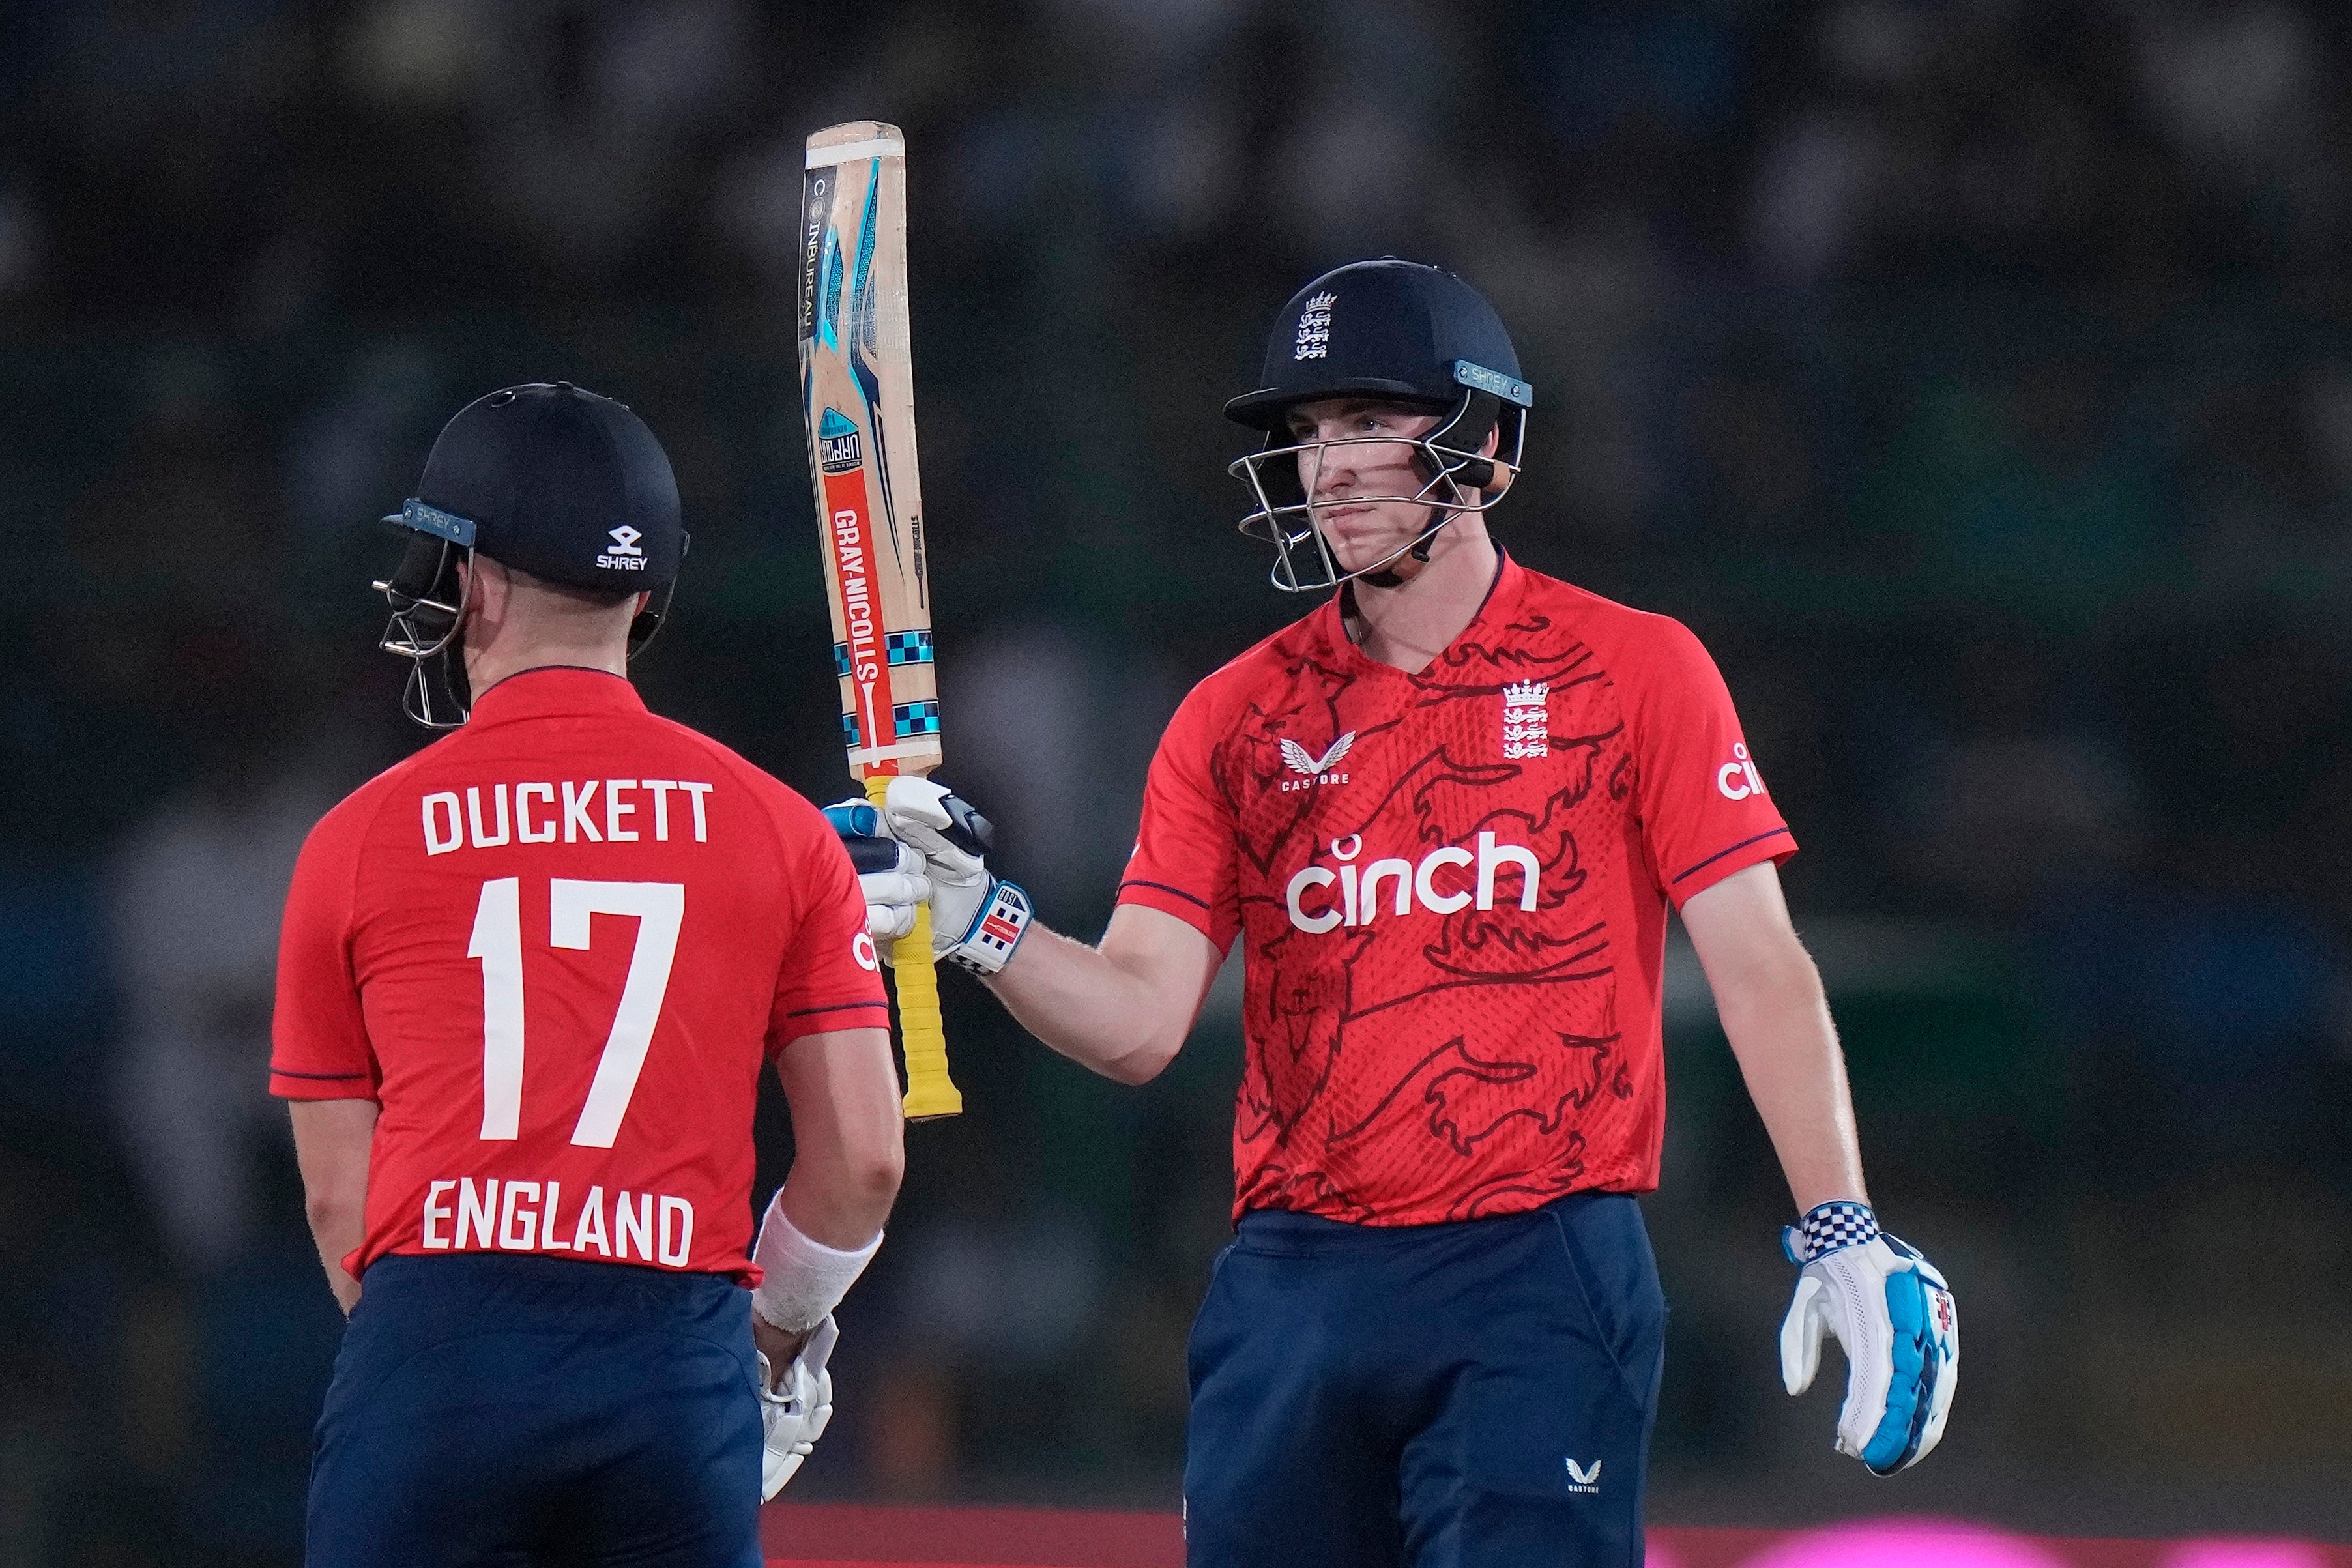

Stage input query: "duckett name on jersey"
[
  {"left": 1285, "top": 830, "right": 1540, "bottom": 933},
  {"left": 420, "top": 1176, "right": 696, "bottom": 1268},
  {"left": 419, "top": 779, "right": 717, "bottom": 855}
]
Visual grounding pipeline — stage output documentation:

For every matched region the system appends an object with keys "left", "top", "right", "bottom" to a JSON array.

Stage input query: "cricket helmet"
[
  {"left": 1225, "top": 259, "right": 1532, "bottom": 593},
  {"left": 375, "top": 381, "right": 690, "bottom": 727}
]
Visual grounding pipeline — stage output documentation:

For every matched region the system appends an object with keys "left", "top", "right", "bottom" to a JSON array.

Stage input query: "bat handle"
[{"left": 867, "top": 774, "right": 963, "bottom": 1120}]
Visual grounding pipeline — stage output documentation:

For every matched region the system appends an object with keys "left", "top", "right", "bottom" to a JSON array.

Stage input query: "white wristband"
[{"left": 750, "top": 1196, "right": 881, "bottom": 1335}]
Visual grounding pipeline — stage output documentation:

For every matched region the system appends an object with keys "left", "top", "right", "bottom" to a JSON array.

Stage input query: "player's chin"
[
  {"left": 1313, "top": 511, "right": 1400, "bottom": 566},
  {"left": 1322, "top": 532, "right": 1417, "bottom": 579}
]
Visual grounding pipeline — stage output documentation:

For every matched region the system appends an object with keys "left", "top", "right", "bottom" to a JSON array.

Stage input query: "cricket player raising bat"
[
  {"left": 837, "top": 261, "right": 1958, "bottom": 1565},
  {"left": 275, "top": 384, "right": 903, "bottom": 1566}
]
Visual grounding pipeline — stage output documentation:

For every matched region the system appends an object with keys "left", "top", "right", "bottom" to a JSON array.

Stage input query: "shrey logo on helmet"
[
  {"left": 1285, "top": 832, "right": 1540, "bottom": 933},
  {"left": 597, "top": 525, "right": 648, "bottom": 570}
]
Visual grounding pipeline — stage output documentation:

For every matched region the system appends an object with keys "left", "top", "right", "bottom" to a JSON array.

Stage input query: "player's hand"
[
  {"left": 754, "top": 1314, "right": 837, "bottom": 1501},
  {"left": 824, "top": 802, "right": 933, "bottom": 942},
  {"left": 834, "top": 778, "right": 1032, "bottom": 977},
  {"left": 1779, "top": 1202, "right": 1958, "bottom": 1475}
]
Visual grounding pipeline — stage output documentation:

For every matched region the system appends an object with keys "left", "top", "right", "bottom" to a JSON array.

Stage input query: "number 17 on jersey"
[{"left": 798, "top": 120, "right": 961, "bottom": 1120}]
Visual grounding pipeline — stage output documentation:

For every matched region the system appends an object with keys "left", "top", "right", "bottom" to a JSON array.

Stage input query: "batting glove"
[
  {"left": 1779, "top": 1201, "right": 1958, "bottom": 1475},
  {"left": 824, "top": 805, "right": 933, "bottom": 943},
  {"left": 827, "top": 778, "right": 1032, "bottom": 977},
  {"left": 755, "top": 1314, "right": 837, "bottom": 1501}
]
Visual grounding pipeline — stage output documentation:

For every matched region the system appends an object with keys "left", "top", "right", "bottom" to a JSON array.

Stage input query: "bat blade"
[{"left": 799, "top": 120, "right": 959, "bottom": 1120}]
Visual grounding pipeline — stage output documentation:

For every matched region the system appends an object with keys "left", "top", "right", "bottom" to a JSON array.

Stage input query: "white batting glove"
[
  {"left": 755, "top": 1314, "right": 837, "bottom": 1501},
  {"left": 1779, "top": 1202, "right": 1958, "bottom": 1475},
  {"left": 859, "top": 777, "right": 1032, "bottom": 977},
  {"left": 824, "top": 801, "right": 932, "bottom": 942}
]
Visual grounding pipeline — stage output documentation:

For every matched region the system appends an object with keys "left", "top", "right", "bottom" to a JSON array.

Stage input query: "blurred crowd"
[{"left": 3, "top": 1, "right": 2351, "bottom": 1564}]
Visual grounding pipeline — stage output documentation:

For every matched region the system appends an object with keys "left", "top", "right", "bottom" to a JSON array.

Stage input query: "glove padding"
[
  {"left": 828, "top": 813, "right": 931, "bottom": 942},
  {"left": 827, "top": 779, "right": 1031, "bottom": 976},
  {"left": 1780, "top": 1230, "right": 1957, "bottom": 1474},
  {"left": 755, "top": 1314, "right": 837, "bottom": 1501}
]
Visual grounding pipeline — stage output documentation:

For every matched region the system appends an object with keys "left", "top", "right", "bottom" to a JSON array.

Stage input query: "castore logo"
[{"left": 1279, "top": 732, "right": 1355, "bottom": 792}]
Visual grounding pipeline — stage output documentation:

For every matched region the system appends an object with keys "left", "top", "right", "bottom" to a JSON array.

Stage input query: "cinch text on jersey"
[
  {"left": 1285, "top": 832, "right": 1540, "bottom": 933},
  {"left": 422, "top": 780, "right": 715, "bottom": 855},
  {"left": 420, "top": 1176, "right": 696, "bottom": 1268}
]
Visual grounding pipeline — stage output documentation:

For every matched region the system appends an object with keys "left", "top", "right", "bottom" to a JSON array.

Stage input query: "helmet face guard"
[
  {"left": 1229, "top": 385, "right": 1528, "bottom": 594},
  {"left": 373, "top": 499, "right": 476, "bottom": 729}
]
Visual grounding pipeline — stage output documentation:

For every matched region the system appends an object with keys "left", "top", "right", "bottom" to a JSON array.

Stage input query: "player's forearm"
[
  {"left": 773, "top": 1027, "right": 905, "bottom": 1249},
  {"left": 836, "top": 795, "right": 1217, "bottom": 1082},
  {"left": 986, "top": 923, "right": 1191, "bottom": 1084},
  {"left": 305, "top": 1198, "right": 366, "bottom": 1314},
  {"left": 774, "top": 1159, "right": 899, "bottom": 1253},
  {"left": 1713, "top": 950, "right": 1868, "bottom": 1213},
  {"left": 287, "top": 1098, "right": 378, "bottom": 1316}
]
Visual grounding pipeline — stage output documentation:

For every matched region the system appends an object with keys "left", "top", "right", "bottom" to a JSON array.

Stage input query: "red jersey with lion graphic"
[{"left": 1119, "top": 555, "right": 1793, "bottom": 1225}]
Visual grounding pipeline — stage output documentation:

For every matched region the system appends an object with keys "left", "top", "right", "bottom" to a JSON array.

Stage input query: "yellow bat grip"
[{"left": 867, "top": 774, "right": 963, "bottom": 1120}]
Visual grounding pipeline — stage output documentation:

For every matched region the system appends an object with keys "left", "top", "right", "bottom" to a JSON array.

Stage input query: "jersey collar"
[
  {"left": 1320, "top": 549, "right": 1522, "bottom": 682},
  {"left": 463, "top": 666, "right": 647, "bottom": 728}
]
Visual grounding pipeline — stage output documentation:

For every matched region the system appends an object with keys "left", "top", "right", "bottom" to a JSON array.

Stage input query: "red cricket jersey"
[
  {"left": 269, "top": 668, "right": 889, "bottom": 1283},
  {"left": 1120, "top": 556, "right": 1793, "bottom": 1225}
]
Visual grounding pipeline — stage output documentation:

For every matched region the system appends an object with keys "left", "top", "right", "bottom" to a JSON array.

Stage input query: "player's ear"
[{"left": 461, "top": 552, "right": 508, "bottom": 620}]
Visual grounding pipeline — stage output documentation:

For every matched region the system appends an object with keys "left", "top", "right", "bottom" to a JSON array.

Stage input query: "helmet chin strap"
[
  {"left": 1356, "top": 534, "right": 1438, "bottom": 590},
  {"left": 1350, "top": 502, "right": 1452, "bottom": 590}
]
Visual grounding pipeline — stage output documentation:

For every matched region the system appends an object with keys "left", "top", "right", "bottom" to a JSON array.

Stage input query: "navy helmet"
[
  {"left": 1227, "top": 259, "right": 1533, "bottom": 593},
  {"left": 375, "top": 382, "right": 689, "bottom": 727}
]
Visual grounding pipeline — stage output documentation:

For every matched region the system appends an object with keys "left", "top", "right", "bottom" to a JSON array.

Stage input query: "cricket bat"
[{"left": 798, "top": 121, "right": 961, "bottom": 1120}]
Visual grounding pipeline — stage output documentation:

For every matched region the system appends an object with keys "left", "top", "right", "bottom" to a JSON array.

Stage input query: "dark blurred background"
[{"left": 3, "top": 1, "right": 2349, "bottom": 1563}]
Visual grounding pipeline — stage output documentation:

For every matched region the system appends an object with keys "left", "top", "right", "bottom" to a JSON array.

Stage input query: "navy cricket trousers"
[
  {"left": 306, "top": 1253, "right": 764, "bottom": 1568},
  {"left": 1184, "top": 1192, "right": 1666, "bottom": 1568}
]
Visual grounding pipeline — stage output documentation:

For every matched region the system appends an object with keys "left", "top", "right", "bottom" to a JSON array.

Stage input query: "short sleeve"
[
  {"left": 1625, "top": 618, "right": 1796, "bottom": 907},
  {"left": 270, "top": 804, "right": 381, "bottom": 1100},
  {"left": 1117, "top": 685, "right": 1241, "bottom": 954},
  {"left": 769, "top": 806, "right": 892, "bottom": 1051}
]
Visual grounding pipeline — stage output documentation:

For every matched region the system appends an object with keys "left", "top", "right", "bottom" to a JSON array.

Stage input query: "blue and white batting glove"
[
  {"left": 826, "top": 778, "right": 1030, "bottom": 977},
  {"left": 1779, "top": 1201, "right": 1958, "bottom": 1475}
]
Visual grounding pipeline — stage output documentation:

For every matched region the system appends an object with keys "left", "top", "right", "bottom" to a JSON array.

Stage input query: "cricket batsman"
[
  {"left": 836, "top": 261, "right": 1958, "bottom": 1565},
  {"left": 273, "top": 383, "right": 903, "bottom": 1566}
]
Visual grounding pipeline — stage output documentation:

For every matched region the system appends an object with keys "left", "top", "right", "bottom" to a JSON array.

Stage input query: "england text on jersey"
[
  {"left": 418, "top": 1176, "right": 695, "bottom": 1266},
  {"left": 1119, "top": 555, "right": 1795, "bottom": 1227}
]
